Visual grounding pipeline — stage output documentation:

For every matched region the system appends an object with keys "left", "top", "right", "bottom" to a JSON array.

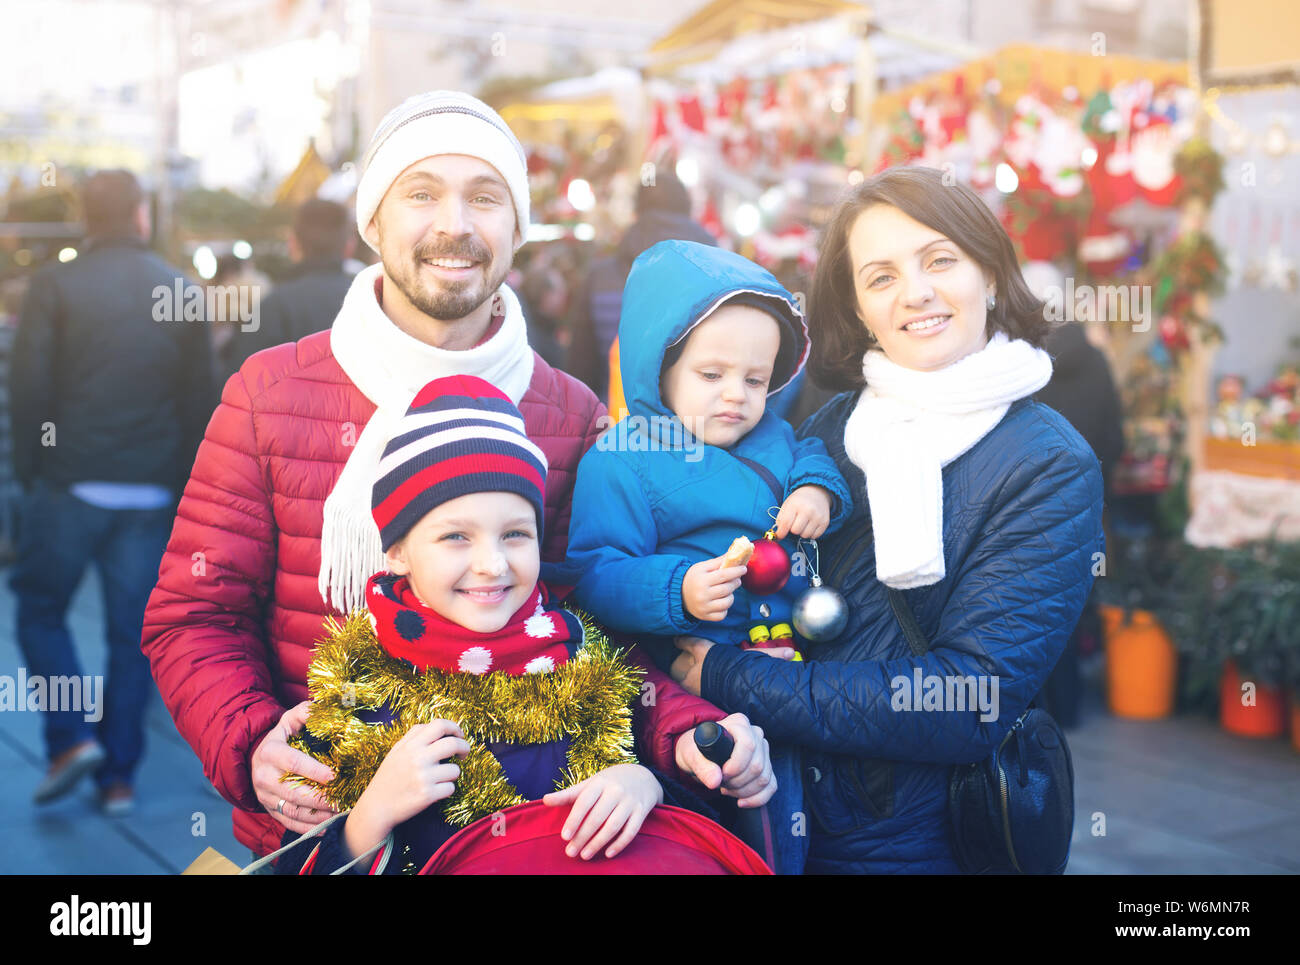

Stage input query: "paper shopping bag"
[{"left": 182, "top": 847, "right": 242, "bottom": 875}]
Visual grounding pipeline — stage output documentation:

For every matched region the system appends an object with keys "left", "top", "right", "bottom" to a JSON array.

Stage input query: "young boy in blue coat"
[{"left": 566, "top": 240, "right": 853, "bottom": 873}]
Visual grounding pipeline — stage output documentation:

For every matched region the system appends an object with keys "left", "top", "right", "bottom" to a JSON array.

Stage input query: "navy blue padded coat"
[{"left": 699, "top": 391, "right": 1104, "bottom": 874}]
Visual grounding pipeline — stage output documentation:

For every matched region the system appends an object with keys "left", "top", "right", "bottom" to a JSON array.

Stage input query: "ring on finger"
[{"left": 276, "top": 798, "right": 286, "bottom": 816}]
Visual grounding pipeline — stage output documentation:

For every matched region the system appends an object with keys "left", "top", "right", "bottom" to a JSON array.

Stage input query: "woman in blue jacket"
[{"left": 669, "top": 166, "right": 1106, "bottom": 874}]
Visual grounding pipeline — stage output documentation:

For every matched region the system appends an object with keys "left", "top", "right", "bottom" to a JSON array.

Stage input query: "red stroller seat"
[{"left": 421, "top": 802, "right": 772, "bottom": 875}]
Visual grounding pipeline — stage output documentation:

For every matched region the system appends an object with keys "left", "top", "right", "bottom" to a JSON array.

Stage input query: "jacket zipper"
[{"left": 997, "top": 721, "right": 1024, "bottom": 873}]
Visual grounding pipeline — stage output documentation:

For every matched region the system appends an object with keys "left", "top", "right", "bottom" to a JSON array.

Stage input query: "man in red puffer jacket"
[{"left": 142, "top": 91, "right": 776, "bottom": 859}]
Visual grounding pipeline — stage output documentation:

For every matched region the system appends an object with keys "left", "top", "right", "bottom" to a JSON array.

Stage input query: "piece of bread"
[{"left": 722, "top": 536, "right": 754, "bottom": 568}]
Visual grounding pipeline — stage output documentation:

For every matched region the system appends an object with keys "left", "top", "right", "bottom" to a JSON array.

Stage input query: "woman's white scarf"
[
  {"left": 319, "top": 263, "right": 534, "bottom": 614},
  {"left": 843, "top": 333, "right": 1053, "bottom": 590}
]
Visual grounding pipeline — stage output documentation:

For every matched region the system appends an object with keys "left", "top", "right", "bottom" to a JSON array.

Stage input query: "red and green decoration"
[
  {"left": 875, "top": 108, "right": 924, "bottom": 172},
  {"left": 1001, "top": 168, "right": 1091, "bottom": 263},
  {"left": 1143, "top": 233, "right": 1228, "bottom": 351},
  {"left": 1140, "top": 139, "right": 1227, "bottom": 353}
]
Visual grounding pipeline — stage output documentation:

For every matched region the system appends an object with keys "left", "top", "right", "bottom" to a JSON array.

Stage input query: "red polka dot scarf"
[{"left": 363, "top": 571, "right": 579, "bottom": 676}]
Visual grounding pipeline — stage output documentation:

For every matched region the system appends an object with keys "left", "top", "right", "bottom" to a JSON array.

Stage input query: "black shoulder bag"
[{"left": 887, "top": 589, "right": 1075, "bottom": 875}]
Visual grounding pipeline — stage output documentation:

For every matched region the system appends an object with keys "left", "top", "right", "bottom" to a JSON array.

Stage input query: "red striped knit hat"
[{"left": 371, "top": 375, "right": 548, "bottom": 551}]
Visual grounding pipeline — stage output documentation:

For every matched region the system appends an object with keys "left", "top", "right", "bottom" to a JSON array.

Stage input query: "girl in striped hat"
[{"left": 273, "top": 374, "right": 663, "bottom": 874}]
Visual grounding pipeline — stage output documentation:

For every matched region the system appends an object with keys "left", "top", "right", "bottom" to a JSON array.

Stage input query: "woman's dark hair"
[{"left": 808, "top": 166, "right": 1049, "bottom": 391}]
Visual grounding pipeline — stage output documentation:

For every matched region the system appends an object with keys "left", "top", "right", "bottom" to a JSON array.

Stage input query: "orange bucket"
[
  {"left": 1219, "top": 660, "right": 1287, "bottom": 739},
  {"left": 1098, "top": 604, "right": 1125, "bottom": 639},
  {"left": 1105, "top": 608, "right": 1177, "bottom": 719}
]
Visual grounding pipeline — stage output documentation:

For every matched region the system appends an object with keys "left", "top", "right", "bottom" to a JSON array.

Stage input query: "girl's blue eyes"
[
  {"left": 441, "top": 533, "right": 533, "bottom": 541},
  {"left": 438, "top": 531, "right": 533, "bottom": 542}
]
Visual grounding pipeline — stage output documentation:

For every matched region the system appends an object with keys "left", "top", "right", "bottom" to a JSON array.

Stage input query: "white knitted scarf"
[
  {"left": 319, "top": 263, "right": 535, "bottom": 614},
  {"left": 843, "top": 333, "right": 1053, "bottom": 590}
]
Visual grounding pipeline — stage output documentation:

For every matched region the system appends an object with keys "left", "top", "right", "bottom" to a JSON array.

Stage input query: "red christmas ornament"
[{"left": 742, "top": 532, "right": 791, "bottom": 595}]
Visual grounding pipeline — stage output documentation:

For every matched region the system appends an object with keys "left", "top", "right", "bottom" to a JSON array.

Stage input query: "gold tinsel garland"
[{"left": 284, "top": 609, "right": 642, "bottom": 827}]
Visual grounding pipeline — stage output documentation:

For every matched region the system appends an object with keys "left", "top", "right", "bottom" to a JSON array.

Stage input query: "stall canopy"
[
  {"left": 871, "top": 44, "right": 1189, "bottom": 120},
  {"left": 497, "top": 67, "right": 645, "bottom": 143},
  {"left": 647, "top": 0, "right": 865, "bottom": 74}
]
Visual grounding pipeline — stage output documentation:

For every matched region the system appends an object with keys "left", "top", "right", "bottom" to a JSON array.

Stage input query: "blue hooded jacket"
[{"left": 566, "top": 241, "right": 852, "bottom": 654}]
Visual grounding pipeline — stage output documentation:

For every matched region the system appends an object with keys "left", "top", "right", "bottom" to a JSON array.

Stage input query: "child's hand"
[
  {"left": 542, "top": 763, "right": 663, "bottom": 860},
  {"left": 774, "top": 484, "right": 833, "bottom": 540},
  {"left": 344, "top": 720, "right": 471, "bottom": 860},
  {"left": 682, "top": 558, "right": 747, "bottom": 622}
]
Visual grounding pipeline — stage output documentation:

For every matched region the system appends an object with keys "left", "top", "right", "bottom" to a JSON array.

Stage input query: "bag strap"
[
  {"left": 239, "top": 810, "right": 349, "bottom": 875},
  {"left": 887, "top": 588, "right": 930, "bottom": 657},
  {"left": 238, "top": 809, "right": 392, "bottom": 876},
  {"left": 329, "top": 832, "right": 395, "bottom": 876},
  {"left": 890, "top": 586, "right": 1047, "bottom": 718}
]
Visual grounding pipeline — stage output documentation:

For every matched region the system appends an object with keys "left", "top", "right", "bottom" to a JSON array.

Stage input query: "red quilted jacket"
[{"left": 142, "top": 330, "right": 722, "bottom": 856}]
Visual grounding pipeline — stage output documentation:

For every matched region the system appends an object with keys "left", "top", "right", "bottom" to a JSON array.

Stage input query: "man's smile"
[{"left": 421, "top": 257, "right": 482, "bottom": 281}]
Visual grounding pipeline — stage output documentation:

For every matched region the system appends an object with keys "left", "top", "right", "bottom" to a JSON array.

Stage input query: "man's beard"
[{"left": 390, "top": 239, "right": 509, "bottom": 322}]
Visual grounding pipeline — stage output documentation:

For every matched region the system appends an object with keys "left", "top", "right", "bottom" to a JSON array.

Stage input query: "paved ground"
[
  {"left": 0, "top": 566, "right": 243, "bottom": 873},
  {"left": 1, "top": 566, "right": 1297, "bottom": 874}
]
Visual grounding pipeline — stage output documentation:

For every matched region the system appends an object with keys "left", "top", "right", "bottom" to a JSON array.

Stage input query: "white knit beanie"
[{"left": 355, "top": 90, "right": 530, "bottom": 253}]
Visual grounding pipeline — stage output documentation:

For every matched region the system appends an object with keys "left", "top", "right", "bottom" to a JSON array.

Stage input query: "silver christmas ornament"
[
  {"left": 793, "top": 580, "right": 849, "bottom": 642},
  {"left": 791, "top": 539, "right": 849, "bottom": 643}
]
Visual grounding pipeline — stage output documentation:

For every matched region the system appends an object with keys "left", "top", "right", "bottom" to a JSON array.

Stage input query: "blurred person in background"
[
  {"left": 8, "top": 168, "right": 213, "bottom": 815},
  {"left": 0, "top": 277, "right": 30, "bottom": 566},
  {"left": 234, "top": 198, "right": 357, "bottom": 368},
  {"left": 567, "top": 169, "right": 715, "bottom": 406},
  {"left": 1026, "top": 261, "right": 1125, "bottom": 727},
  {"left": 518, "top": 250, "right": 570, "bottom": 371},
  {"left": 208, "top": 253, "right": 259, "bottom": 390}
]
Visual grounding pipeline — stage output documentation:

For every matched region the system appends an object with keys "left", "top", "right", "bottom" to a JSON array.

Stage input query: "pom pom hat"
[
  {"left": 372, "top": 375, "right": 547, "bottom": 551},
  {"left": 355, "top": 90, "right": 531, "bottom": 253}
]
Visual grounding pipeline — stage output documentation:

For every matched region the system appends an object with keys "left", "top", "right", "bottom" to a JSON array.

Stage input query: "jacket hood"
[{"left": 618, "top": 239, "right": 809, "bottom": 423}]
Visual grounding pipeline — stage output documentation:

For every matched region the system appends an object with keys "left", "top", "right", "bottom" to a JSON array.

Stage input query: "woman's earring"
[{"left": 986, "top": 293, "right": 996, "bottom": 311}]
